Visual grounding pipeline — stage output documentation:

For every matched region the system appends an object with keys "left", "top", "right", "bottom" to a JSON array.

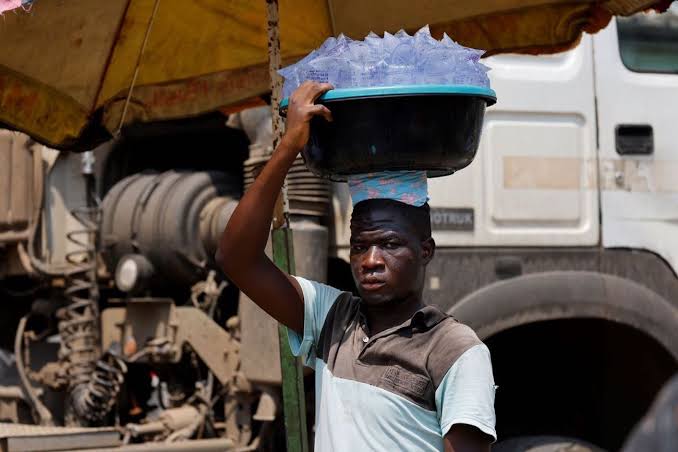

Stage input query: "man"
[{"left": 217, "top": 81, "right": 496, "bottom": 451}]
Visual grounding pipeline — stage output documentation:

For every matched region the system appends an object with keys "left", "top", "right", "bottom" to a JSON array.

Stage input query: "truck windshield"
[{"left": 617, "top": 3, "right": 678, "bottom": 74}]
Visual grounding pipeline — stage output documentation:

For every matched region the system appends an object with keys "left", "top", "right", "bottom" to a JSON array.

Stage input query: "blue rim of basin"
[{"left": 279, "top": 84, "right": 497, "bottom": 109}]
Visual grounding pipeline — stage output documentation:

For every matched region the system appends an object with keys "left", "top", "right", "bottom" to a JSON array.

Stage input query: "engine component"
[
  {"left": 0, "top": 132, "right": 42, "bottom": 245},
  {"left": 68, "top": 352, "right": 127, "bottom": 425},
  {"left": 244, "top": 145, "right": 330, "bottom": 218},
  {"left": 101, "top": 171, "right": 239, "bottom": 287},
  {"left": 0, "top": 386, "right": 33, "bottom": 424},
  {"left": 102, "top": 438, "right": 234, "bottom": 451},
  {"left": 252, "top": 388, "right": 278, "bottom": 422},
  {"left": 15, "top": 316, "right": 53, "bottom": 425},
  {"left": 59, "top": 152, "right": 126, "bottom": 426},
  {"left": 115, "top": 254, "right": 156, "bottom": 294},
  {"left": 0, "top": 423, "right": 122, "bottom": 451},
  {"left": 101, "top": 299, "right": 180, "bottom": 364},
  {"left": 199, "top": 197, "right": 238, "bottom": 260},
  {"left": 101, "top": 300, "right": 239, "bottom": 386},
  {"left": 124, "top": 405, "right": 200, "bottom": 440},
  {"left": 0, "top": 132, "right": 47, "bottom": 278},
  {"left": 60, "top": 199, "right": 101, "bottom": 401},
  {"left": 234, "top": 107, "right": 331, "bottom": 217}
]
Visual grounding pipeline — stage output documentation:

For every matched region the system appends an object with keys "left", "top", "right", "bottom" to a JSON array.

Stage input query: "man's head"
[{"left": 349, "top": 199, "right": 435, "bottom": 306}]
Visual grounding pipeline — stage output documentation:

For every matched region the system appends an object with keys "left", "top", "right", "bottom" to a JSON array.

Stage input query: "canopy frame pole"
[
  {"left": 116, "top": 0, "right": 161, "bottom": 135},
  {"left": 266, "top": 1, "right": 309, "bottom": 452}
]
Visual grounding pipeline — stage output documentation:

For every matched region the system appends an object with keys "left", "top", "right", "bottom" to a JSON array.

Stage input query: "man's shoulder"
[
  {"left": 323, "top": 289, "right": 359, "bottom": 321},
  {"left": 300, "top": 277, "right": 356, "bottom": 330},
  {"left": 426, "top": 313, "right": 484, "bottom": 387},
  {"left": 431, "top": 316, "right": 481, "bottom": 346},
  {"left": 293, "top": 276, "right": 354, "bottom": 311}
]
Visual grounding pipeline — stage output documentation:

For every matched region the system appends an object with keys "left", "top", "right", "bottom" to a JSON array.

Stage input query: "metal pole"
[{"left": 266, "top": 1, "right": 309, "bottom": 452}]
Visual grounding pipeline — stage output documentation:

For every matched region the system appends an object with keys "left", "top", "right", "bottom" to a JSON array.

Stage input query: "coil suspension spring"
[{"left": 59, "top": 152, "right": 126, "bottom": 425}]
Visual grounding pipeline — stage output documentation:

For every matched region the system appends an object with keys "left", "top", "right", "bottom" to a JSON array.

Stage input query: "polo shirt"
[{"left": 288, "top": 276, "right": 497, "bottom": 451}]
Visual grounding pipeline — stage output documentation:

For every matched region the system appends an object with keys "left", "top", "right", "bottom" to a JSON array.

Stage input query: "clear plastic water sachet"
[{"left": 279, "top": 25, "right": 490, "bottom": 98}]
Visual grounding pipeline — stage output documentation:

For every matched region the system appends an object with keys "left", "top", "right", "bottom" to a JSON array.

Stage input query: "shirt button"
[{"left": 362, "top": 337, "right": 369, "bottom": 343}]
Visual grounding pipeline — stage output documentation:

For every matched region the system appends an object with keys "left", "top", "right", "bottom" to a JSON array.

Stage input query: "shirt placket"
[
  {"left": 355, "top": 314, "right": 372, "bottom": 360},
  {"left": 356, "top": 315, "right": 416, "bottom": 361}
]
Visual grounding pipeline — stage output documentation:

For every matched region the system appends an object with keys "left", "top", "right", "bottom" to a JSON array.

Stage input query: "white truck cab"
[
  {"left": 333, "top": 10, "right": 678, "bottom": 451},
  {"left": 334, "top": 7, "right": 678, "bottom": 267}
]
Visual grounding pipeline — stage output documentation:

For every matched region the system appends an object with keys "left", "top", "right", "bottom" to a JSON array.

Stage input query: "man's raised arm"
[{"left": 216, "top": 81, "right": 333, "bottom": 334}]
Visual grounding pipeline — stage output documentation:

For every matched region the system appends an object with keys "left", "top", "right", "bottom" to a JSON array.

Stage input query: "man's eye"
[
  {"left": 350, "top": 244, "right": 367, "bottom": 253},
  {"left": 383, "top": 242, "right": 400, "bottom": 249}
]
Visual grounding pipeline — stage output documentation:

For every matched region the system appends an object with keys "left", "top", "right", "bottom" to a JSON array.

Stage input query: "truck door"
[
  {"left": 427, "top": 36, "right": 599, "bottom": 247},
  {"left": 593, "top": 6, "right": 678, "bottom": 273}
]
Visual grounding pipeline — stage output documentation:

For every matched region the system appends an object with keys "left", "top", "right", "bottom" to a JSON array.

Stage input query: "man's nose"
[{"left": 362, "top": 246, "right": 384, "bottom": 271}]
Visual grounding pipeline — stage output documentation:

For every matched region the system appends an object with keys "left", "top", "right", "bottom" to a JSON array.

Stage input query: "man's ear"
[{"left": 421, "top": 237, "right": 435, "bottom": 265}]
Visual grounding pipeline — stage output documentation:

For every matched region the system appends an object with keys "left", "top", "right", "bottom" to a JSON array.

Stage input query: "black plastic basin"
[{"left": 280, "top": 85, "right": 496, "bottom": 180}]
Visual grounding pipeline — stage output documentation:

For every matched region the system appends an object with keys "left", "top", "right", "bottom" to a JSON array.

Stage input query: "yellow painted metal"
[{"left": 0, "top": 0, "right": 665, "bottom": 149}]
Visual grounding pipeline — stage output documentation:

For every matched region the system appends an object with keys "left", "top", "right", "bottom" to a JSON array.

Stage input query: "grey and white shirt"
[{"left": 288, "top": 276, "right": 497, "bottom": 451}]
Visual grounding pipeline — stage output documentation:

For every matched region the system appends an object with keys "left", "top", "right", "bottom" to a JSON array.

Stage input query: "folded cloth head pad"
[{"left": 347, "top": 171, "right": 428, "bottom": 207}]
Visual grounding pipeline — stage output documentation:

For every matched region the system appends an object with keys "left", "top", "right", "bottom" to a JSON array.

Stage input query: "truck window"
[{"left": 617, "top": 3, "right": 678, "bottom": 74}]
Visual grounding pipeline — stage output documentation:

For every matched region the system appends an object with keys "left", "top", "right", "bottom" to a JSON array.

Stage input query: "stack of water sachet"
[{"left": 279, "top": 25, "right": 489, "bottom": 98}]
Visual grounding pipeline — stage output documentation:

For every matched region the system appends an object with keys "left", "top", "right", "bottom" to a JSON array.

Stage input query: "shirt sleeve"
[
  {"left": 286, "top": 276, "right": 342, "bottom": 368},
  {"left": 435, "top": 343, "right": 497, "bottom": 442}
]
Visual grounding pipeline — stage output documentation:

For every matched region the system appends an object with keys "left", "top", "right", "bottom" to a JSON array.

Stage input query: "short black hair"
[{"left": 351, "top": 199, "right": 432, "bottom": 240}]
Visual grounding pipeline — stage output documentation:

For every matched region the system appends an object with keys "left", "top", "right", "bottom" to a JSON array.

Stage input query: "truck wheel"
[{"left": 493, "top": 435, "right": 606, "bottom": 452}]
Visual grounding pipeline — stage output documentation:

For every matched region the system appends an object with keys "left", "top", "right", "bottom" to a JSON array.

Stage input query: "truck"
[{"left": 0, "top": 9, "right": 676, "bottom": 452}]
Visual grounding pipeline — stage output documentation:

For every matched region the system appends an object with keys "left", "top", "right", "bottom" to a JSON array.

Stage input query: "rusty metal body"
[
  {"left": 0, "top": 132, "right": 43, "bottom": 278},
  {"left": 0, "top": 132, "right": 42, "bottom": 245},
  {"left": 0, "top": 96, "right": 331, "bottom": 449}
]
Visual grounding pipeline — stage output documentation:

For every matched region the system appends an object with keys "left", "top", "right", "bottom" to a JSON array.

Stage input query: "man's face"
[{"left": 349, "top": 203, "right": 434, "bottom": 306}]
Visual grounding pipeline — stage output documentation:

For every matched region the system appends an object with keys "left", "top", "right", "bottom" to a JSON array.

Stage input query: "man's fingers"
[
  {"left": 310, "top": 83, "right": 334, "bottom": 102},
  {"left": 288, "top": 82, "right": 334, "bottom": 122},
  {"left": 293, "top": 81, "right": 333, "bottom": 102},
  {"left": 308, "top": 104, "right": 333, "bottom": 122},
  {"left": 290, "top": 81, "right": 314, "bottom": 103}
]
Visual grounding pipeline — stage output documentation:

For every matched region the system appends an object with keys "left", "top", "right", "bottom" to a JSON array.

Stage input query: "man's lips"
[{"left": 360, "top": 278, "right": 386, "bottom": 291}]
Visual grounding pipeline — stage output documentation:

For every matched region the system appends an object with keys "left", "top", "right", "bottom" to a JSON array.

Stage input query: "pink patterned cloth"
[
  {"left": 347, "top": 171, "right": 428, "bottom": 207},
  {"left": 0, "top": 0, "right": 25, "bottom": 14}
]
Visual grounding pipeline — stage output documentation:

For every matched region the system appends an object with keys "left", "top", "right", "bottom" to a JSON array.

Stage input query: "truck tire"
[
  {"left": 493, "top": 435, "right": 605, "bottom": 452},
  {"left": 449, "top": 271, "right": 678, "bottom": 360}
]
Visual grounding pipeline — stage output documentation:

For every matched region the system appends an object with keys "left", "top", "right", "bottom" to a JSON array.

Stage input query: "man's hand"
[{"left": 283, "top": 81, "right": 334, "bottom": 151}]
